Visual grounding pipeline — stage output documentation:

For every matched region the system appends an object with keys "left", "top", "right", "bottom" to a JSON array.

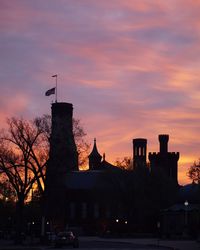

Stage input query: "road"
[
  {"left": 53, "top": 238, "right": 170, "bottom": 250},
  {"left": 0, "top": 237, "right": 199, "bottom": 250}
]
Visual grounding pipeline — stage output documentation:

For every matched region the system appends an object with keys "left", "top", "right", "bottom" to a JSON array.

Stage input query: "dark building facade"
[
  {"left": 149, "top": 134, "right": 179, "bottom": 185},
  {"left": 45, "top": 102, "right": 199, "bottom": 237}
]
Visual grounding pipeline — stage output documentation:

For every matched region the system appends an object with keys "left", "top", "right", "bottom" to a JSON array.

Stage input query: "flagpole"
[
  {"left": 52, "top": 74, "right": 58, "bottom": 103},
  {"left": 55, "top": 75, "right": 57, "bottom": 103}
]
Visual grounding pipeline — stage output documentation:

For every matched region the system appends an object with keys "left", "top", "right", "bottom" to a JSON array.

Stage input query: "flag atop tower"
[{"left": 45, "top": 87, "right": 55, "bottom": 96}]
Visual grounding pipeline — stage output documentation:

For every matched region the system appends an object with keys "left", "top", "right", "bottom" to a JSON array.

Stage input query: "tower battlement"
[
  {"left": 149, "top": 152, "right": 179, "bottom": 157},
  {"left": 148, "top": 134, "right": 179, "bottom": 184}
]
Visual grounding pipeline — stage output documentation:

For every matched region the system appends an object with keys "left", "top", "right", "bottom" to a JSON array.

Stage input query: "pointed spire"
[
  {"left": 89, "top": 138, "right": 102, "bottom": 158},
  {"left": 94, "top": 138, "right": 97, "bottom": 150},
  {"left": 88, "top": 138, "right": 102, "bottom": 170}
]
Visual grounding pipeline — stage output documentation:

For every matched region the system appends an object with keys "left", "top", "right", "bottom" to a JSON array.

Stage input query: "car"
[{"left": 54, "top": 231, "right": 79, "bottom": 248}]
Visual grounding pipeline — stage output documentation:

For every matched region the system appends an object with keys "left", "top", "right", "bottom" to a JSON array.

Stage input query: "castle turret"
[
  {"left": 50, "top": 102, "right": 78, "bottom": 172},
  {"left": 45, "top": 102, "right": 78, "bottom": 229},
  {"left": 88, "top": 138, "right": 102, "bottom": 170},
  {"left": 149, "top": 134, "right": 179, "bottom": 184},
  {"left": 133, "top": 138, "right": 147, "bottom": 169}
]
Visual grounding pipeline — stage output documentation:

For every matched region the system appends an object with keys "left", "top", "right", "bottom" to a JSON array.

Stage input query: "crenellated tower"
[
  {"left": 149, "top": 134, "right": 179, "bottom": 184},
  {"left": 133, "top": 138, "right": 147, "bottom": 169}
]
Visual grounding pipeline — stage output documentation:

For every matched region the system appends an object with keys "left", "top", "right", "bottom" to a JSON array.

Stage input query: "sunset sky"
[{"left": 1, "top": 0, "right": 200, "bottom": 185}]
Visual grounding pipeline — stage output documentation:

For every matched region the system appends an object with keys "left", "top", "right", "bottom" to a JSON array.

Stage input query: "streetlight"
[
  {"left": 183, "top": 200, "right": 189, "bottom": 238},
  {"left": 184, "top": 200, "right": 189, "bottom": 227},
  {"left": 157, "top": 221, "right": 161, "bottom": 246}
]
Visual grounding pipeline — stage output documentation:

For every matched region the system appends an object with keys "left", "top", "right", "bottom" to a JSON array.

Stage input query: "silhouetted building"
[{"left": 44, "top": 102, "right": 199, "bottom": 237}]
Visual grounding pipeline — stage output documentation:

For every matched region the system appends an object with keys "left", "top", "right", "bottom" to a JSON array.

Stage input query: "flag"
[
  {"left": 45, "top": 87, "right": 55, "bottom": 96},
  {"left": 52, "top": 74, "right": 57, "bottom": 77}
]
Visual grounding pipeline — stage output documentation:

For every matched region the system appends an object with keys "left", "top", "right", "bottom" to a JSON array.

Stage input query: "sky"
[{"left": 1, "top": 0, "right": 200, "bottom": 185}]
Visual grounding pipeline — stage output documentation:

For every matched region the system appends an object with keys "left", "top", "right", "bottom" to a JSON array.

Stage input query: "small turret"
[
  {"left": 159, "top": 134, "right": 169, "bottom": 154},
  {"left": 88, "top": 138, "right": 102, "bottom": 170}
]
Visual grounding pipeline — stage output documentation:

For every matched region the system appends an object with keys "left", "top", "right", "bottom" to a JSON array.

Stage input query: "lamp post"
[
  {"left": 183, "top": 200, "right": 189, "bottom": 238},
  {"left": 184, "top": 200, "right": 189, "bottom": 227}
]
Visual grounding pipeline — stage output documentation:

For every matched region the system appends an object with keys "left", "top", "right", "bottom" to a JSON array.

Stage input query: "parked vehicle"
[{"left": 54, "top": 231, "right": 79, "bottom": 248}]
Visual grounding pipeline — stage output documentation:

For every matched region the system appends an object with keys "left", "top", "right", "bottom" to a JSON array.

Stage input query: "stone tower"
[
  {"left": 45, "top": 102, "right": 78, "bottom": 228},
  {"left": 50, "top": 102, "right": 78, "bottom": 172},
  {"left": 88, "top": 138, "right": 102, "bottom": 170},
  {"left": 149, "top": 134, "right": 179, "bottom": 184},
  {"left": 133, "top": 138, "right": 147, "bottom": 169}
]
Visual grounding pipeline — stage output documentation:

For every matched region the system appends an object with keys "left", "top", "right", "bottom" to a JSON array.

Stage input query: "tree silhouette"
[
  {"left": 73, "top": 118, "right": 90, "bottom": 168},
  {"left": 0, "top": 115, "right": 89, "bottom": 242},
  {"left": 115, "top": 156, "right": 132, "bottom": 170},
  {"left": 188, "top": 160, "right": 200, "bottom": 184},
  {"left": 0, "top": 117, "right": 47, "bottom": 243}
]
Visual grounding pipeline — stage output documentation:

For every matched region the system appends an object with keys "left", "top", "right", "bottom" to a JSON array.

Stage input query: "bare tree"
[
  {"left": 72, "top": 118, "right": 90, "bottom": 168},
  {"left": 0, "top": 114, "right": 89, "bottom": 242},
  {"left": 0, "top": 117, "right": 47, "bottom": 242},
  {"left": 0, "top": 115, "right": 90, "bottom": 197},
  {"left": 115, "top": 156, "right": 132, "bottom": 170},
  {"left": 188, "top": 160, "right": 200, "bottom": 184}
]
